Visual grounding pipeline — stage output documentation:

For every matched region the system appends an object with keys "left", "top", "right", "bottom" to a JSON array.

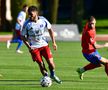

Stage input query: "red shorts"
[
  {"left": 16, "top": 30, "right": 21, "bottom": 37},
  {"left": 30, "top": 46, "right": 53, "bottom": 63}
]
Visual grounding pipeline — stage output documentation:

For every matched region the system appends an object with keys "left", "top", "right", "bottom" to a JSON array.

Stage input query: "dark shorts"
[
  {"left": 16, "top": 30, "right": 21, "bottom": 39},
  {"left": 30, "top": 46, "right": 52, "bottom": 63},
  {"left": 83, "top": 50, "right": 102, "bottom": 65}
]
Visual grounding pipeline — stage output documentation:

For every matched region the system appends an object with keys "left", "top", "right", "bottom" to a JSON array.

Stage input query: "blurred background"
[{"left": 0, "top": 0, "right": 108, "bottom": 33}]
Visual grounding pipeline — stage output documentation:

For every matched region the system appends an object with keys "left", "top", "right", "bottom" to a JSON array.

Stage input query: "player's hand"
[
  {"left": 104, "top": 43, "right": 108, "bottom": 47},
  {"left": 53, "top": 43, "right": 57, "bottom": 51},
  {"left": 29, "top": 47, "right": 36, "bottom": 52}
]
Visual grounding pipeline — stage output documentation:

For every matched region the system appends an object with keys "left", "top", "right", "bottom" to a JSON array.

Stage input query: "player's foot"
[
  {"left": 50, "top": 75, "right": 62, "bottom": 84},
  {"left": 76, "top": 68, "right": 84, "bottom": 80},
  {"left": 7, "top": 40, "right": 11, "bottom": 49},
  {"left": 16, "top": 50, "right": 23, "bottom": 54}
]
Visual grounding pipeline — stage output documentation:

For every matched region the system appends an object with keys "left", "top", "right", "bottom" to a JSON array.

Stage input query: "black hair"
[
  {"left": 23, "top": 4, "right": 28, "bottom": 8},
  {"left": 28, "top": 6, "right": 38, "bottom": 15}
]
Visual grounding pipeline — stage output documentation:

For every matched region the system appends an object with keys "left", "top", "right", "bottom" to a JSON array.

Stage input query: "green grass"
[
  {"left": 0, "top": 32, "right": 12, "bottom": 35},
  {"left": 0, "top": 41, "right": 108, "bottom": 90}
]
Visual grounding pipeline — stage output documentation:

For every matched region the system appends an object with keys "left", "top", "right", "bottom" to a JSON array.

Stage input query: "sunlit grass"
[{"left": 0, "top": 42, "right": 108, "bottom": 90}]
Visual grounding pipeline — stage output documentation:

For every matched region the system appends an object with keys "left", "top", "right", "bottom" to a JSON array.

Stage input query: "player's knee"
[{"left": 100, "top": 57, "right": 108, "bottom": 64}]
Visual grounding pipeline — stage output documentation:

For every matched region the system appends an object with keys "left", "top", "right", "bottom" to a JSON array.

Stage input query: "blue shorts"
[{"left": 83, "top": 50, "right": 102, "bottom": 65}]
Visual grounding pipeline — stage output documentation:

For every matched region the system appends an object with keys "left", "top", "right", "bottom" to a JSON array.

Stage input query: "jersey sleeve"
[
  {"left": 21, "top": 20, "right": 29, "bottom": 36},
  {"left": 21, "top": 25, "right": 27, "bottom": 36},
  {"left": 43, "top": 17, "right": 52, "bottom": 29},
  {"left": 17, "top": 12, "right": 24, "bottom": 21}
]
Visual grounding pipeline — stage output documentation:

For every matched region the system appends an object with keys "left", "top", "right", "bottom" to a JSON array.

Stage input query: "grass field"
[{"left": 0, "top": 41, "right": 108, "bottom": 90}]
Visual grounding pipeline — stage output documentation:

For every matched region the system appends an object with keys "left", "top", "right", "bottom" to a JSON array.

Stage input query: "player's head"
[
  {"left": 28, "top": 6, "right": 38, "bottom": 21},
  {"left": 88, "top": 16, "right": 96, "bottom": 29},
  {"left": 22, "top": 4, "right": 28, "bottom": 12}
]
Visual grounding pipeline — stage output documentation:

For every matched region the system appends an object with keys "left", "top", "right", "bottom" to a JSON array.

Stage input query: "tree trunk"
[
  {"left": 0, "top": 0, "right": 1, "bottom": 29},
  {"left": 0, "top": 0, "right": 6, "bottom": 31},
  {"left": 48, "top": 0, "right": 59, "bottom": 23},
  {"left": 71, "top": 0, "right": 84, "bottom": 32}
]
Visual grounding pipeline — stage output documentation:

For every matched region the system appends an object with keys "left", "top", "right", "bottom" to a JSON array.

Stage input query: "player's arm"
[
  {"left": 21, "top": 36, "right": 31, "bottom": 50},
  {"left": 21, "top": 22, "right": 33, "bottom": 51},
  {"left": 48, "top": 28, "right": 57, "bottom": 50},
  {"left": 94, "top": 42, "right": 105, "bottom": 49},
  {"left": 17, "top": 12, "right": 24, "bottom": 27},
  {"left": 17, "top": 19, "right": 22, "bottom": 26},
  {"left": 90, "top": 37, "right": 105, "bottom": 49},
  {"left": 44, "top": 17, "right": 57, "bottom": 50},
  {"left": 94, "top": 42, "right": 108, "bottom": 49},
  {"left": 89, "top": 32, "right": 108, "bottom": 49}
]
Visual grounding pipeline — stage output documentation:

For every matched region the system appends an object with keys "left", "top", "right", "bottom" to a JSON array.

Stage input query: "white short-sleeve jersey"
[
  {"left": 15, "top": 11, "right": 26, "bottom": 30},
  {"left": 21, "top": 16, "right": 52, "bottom": 48}
]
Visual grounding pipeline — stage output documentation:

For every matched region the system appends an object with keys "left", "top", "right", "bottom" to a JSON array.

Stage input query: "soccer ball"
[{"left": 40, "top": 76, "right": 52, "bottom": 87}]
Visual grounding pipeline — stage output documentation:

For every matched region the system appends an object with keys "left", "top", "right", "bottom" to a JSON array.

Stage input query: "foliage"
[{"left": 11, "top": 0, "right": 40, "bottom": 27}]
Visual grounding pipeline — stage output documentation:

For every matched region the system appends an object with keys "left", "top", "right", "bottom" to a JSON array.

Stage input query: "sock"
[
  {"left": 50, "top": 70, "right": 55, "bottom": 77},
  {"left": 84, "top": 63, "right": 101, "bottom": 71},
  {"left": 44, "top": 72, "right": 48, "bottom": 76},
  {"left": 80, "top": 68, "right": 85, "bottom": 73},
  {"left": 105, "top": 63, "right": 108, "bottom": 76}
]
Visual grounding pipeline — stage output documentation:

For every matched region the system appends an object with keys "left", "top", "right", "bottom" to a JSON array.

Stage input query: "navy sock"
[
  {"left": 50, "top": 70, "right": 55, "bottom": 77},
  {"left": 44, "top": 72, "right": 48, "bottom": 76}
]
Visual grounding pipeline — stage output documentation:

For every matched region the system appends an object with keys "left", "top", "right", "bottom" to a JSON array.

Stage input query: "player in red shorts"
[
  {"left": 77, "top": 16, "right": 108, "bottom": 80},
  {"left": 21, "top": 6, "right": 62, "bottom": 84}
]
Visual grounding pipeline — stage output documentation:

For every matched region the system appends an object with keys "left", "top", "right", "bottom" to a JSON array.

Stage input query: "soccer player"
[
  {"left": 21, "top": 6, "right": 62, "bottom": 84},
  {"left": 7, "top": 4, "right": 28, "bottom": 54},
  {"left": 77, "top": 16, "right": 108, "bottom": 80}
]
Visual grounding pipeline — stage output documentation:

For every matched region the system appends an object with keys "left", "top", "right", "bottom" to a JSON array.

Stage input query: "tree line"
[{"left": 0, "top": 0, "right": 83, "bottom": 32}]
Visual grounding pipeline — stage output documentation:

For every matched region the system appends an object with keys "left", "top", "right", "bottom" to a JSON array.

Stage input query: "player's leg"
[
  {"left": 7, "top": 30, "right": 19, "bottom": 49},
  {"left": 15, "top": 30, "right": 23, "bottom": 53},
  {"left": 84, "top": 63, "right": 101, "bottom": 71},
  {"left": 100, "top": 57, "right": 108, "bottom": 76},
  {"left": 16, "top": 39, "right": 23, "bottom": 53},
  {"left": 42, "top": 46, "right": 62, "bottom": 84},
  {"left": 7, "top": 40, "right": 11, "bottom": 49},
  {"left": 37, "top": 61, "right": 48, "bottom": 76},
  {"left": 104, "top": 63, "right": 108, "bottom": 76},
  {"left": 47, "top": 58, "right": 62, "bottom": 84},
  {"left": 77, "top": 50, "right": 102, "bottom": 80},
  {"left": 8, "top": 38, "right": 23, "bottom": 53},
  {"left": 7, "top": 39, "right": 19, "bottom": 49},
  {"left": 77, "top": 63, "right": 101, "bottom": 80},
  {"left": 30, "top": 49, "right": 48, "bottom": 76},
  {"left": 100, "top": 57, "right": 108, "bottom": 63}
]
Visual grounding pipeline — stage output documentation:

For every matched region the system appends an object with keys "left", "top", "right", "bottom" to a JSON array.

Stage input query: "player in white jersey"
[
  {"left": 21, "top": 6, "right": 62, "bottom": 84},
  {"left": 7, "top": 4, "right": 28, "bottom": 54}
]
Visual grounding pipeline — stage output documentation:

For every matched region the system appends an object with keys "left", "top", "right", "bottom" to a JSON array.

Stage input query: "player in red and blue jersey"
[{"left": 77, "top": 16, "right": 108, "bottom": 80}]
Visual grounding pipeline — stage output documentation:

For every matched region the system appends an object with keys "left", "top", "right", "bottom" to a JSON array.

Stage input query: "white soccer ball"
[{"left": 40, "top": 76, "right": 52, "bottom": 87}]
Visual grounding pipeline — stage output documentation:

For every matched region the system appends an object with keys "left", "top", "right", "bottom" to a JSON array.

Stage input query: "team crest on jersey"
[
  {"left": 35, "top": 30, "right": 39, "bottom": 34},
  {"left": 40, "top": 24, "right": 43, "bottom": 28},
  {"left": 30, "top": 27, "right": 33, "bottom": 30}
]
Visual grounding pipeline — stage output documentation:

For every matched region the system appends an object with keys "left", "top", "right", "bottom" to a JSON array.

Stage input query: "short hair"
[
  {"left": 23, "top": 4, "right": 28, "bottom": 8},
  {"left": 88, "top": 16, "right": 95, "bottom": 22},
  {"left": 28, "top": 6, "right": 38, "bottom": 15}
]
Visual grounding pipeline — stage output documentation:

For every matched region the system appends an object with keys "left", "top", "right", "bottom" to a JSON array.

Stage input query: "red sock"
[
  {"left": 84, "top": 63, "right": 101, "bottom": 71},
  {"left": 104, "top": 63, "right": 108, "bottom": 76}
]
